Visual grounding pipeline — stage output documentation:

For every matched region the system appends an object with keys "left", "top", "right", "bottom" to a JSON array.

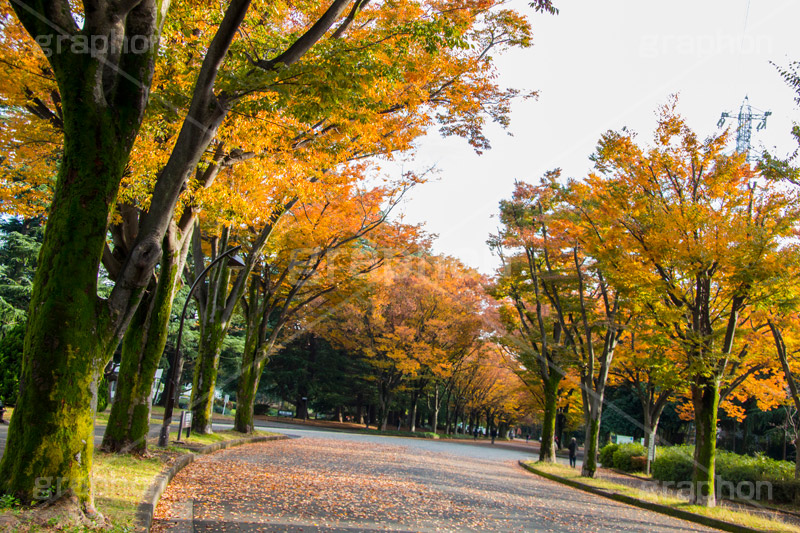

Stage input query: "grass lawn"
[
  {"left": 96, "top": 430, "right": 278, "bottom": 528},
  {"left": 525, "top": 461, "right": 800, "bottom": 533},
  {"left": 94, "top": 452, "right": 165, "bottom": 530},
  {"left": 164, "top": 428, "right": 275, "bottom": 449}
]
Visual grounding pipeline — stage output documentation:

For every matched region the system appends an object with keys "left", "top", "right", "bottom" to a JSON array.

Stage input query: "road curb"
[
  {"left": 135, "top": 434, "right": 288, "bottom": 532},
  {"left": 518, "top": 461, "right": 763, "bottom": 533}
]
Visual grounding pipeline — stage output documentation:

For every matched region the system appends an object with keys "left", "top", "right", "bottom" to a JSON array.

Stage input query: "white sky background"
[{"left": 391, "top": 0, "right": 800, "bottom": 275}]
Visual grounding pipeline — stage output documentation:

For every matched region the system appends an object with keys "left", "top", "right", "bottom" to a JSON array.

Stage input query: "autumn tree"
[
  {"left": 0, "top": 0, "right": 557, "bottom": 510},
  {"left": 490, "top": 172, "right": 627, "bottom": 467},
  {"left": 496, "top": 174, "right": 629, "bottom": 476},
  {"left": 609, "top": 324, "right": 684, "bottom": 474},
  {"left": 587, "top": 100, "right": 800, "bottom": 505},
  {"left": 0, "top": 0, "right": 370, "bottom": 508},
  {"left": 99, "top": 0, "right": 530, "bottom": 450},
  {"left": 230, "top": 188, "right": 421, "bottom": 433},
  {"left": 321, "top": 255, "right": 486, "bottom": 431},
  {"left": 460, "top": 345, "right": 531, "bottom": 436}
]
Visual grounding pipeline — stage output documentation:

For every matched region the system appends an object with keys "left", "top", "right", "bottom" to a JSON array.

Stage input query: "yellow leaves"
[{"left": 317, "top": 253, "right": 490, "bottom": 387}]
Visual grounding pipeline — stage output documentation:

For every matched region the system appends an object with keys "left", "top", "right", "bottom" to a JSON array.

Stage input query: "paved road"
[
  {"left": 0, "top": 416, "right": 578, "bottom": 469},
  {"left": 152, "top": 428, "right": 717, "bottom": 532}
]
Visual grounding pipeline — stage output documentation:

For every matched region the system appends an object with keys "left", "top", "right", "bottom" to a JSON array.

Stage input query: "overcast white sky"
[{"left": 393, "top": 0, "right": 800, "bottom": 274}]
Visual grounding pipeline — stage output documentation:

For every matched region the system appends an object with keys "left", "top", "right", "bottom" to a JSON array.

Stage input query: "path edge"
[
  {"left": 518, "top": 461, "right": 762, "bottom": 533},
  {"left": 135, "top": 434, "right": 289, "bottom": 532}
]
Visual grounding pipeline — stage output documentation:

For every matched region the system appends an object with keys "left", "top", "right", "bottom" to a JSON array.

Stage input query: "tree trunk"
[
  {"left": 190, "top": 322, "right": 226, "bottom": 434},
  {"left": 691, "top": 378, "right": 720, "bottom": 507},
  {"left": 233, "top": 342, "right": 268, "bottom": 433},
  {"left": 539, "top": 372, "right": 559, "bottom": 462},
  {"left": 103, "top": 234, "right": 183, "bottom": 452},
  {"left": 581, "top": 416, "right": 601, "bottom": 477},
  {"left": 234, "top": 366, "right": 257, "bottom": 433},
  {"left": 580, "top": 374, "right": 605, "bottom": 477},
  {"left": 234, "top": 292, "right": 267, "bottom": 434},
  {"left": 0, "top": 110, "right": 135, "bottom": 508},
  {"left": 378, "top": 384, "right": 391, "bottom": 431},
  {"left": 102, "top": 292, "right": 157, "bottom": 453},
  {"left": 643, "top": 402, "right": 666, "bottom": 476},
  {"left": 432, "top": 387, "right": 440, "bottom": 434}
]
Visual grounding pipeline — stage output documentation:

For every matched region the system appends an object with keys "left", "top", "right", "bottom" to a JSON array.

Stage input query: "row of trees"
[
  {"left": 262, "top": 258, "right": 533, "bottom": 436},
  {"left": 0, "top": 0, "right": 556, "bottom": 517},
  {"left": 491, "top": 99, "right": 800, "bottom": 507},
  {"left": 315, "top": 255, "right": 532, "bottom": 434}
]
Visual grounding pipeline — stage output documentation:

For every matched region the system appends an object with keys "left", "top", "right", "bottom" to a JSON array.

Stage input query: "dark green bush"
[
  {"left": 253, "top": 404, "right": 271, "bottom": 416},
  {"left": 599, "top": 443, "right": 619, "bottom": 467},
  {"left": 0, "top": 324, "right": 24, "bottom": 406},
  {"left": 612, "top": 443, "right": 647, "bottom": 471},
  {"left": 651, "top": 445, "right": 799, "bottom": 503},
  {"left": 771, "top": 479, "right": 800, "bottom": 505},
  {"left": 651, "top": 445, "right": 694, "bottom": 483}
]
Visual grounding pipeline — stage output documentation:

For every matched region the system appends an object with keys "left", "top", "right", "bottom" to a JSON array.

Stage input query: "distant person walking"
[
  {"left": 568, "top": 437, "right": 577, "bottom": 468},
  {"left": 473, "top": 426, "right": 479, "bottom": 440},
  {"left": 490, "top": 427, "right": 498, "bottom": 444}
]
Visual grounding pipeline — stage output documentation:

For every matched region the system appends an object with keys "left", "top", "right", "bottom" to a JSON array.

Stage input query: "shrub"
[
  {"left": 630, "top": 456, "right": 647, "bottom": 472},
  {"left": 651, "top": 445, "right": 799, "bottom": 503},
  {"left": 0, "top": 324, "right": 24, "bottom": 406},
  {"left": 771, "top": 479, "right": 800, "bottom": 505},
  {"left": 599, "top": 443, "right": 619, "bottom": 467},
  {"left": 651, "top": 445, "right": 694, "bottom": 483},
  {"left": 253, "top": 404, "right": 271, "bottom": 416},
  {"left": 612, "top": 443, "right": 647, "bottom": 471}
]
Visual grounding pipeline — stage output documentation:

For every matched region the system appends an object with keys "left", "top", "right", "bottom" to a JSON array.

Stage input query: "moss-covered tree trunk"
[
  {"left": 580, "top": 362, "right": 612, "bottom": 477},
  {"left": 102, "top": 235, "right": 183, "bottom": 453},
  {"left": 189, "top": 230, "right": 238, "bottom": 435},
  {"left": 0, "top": 108, "right": 132, "bottom": 508},
  {"left": 582, "top": 417, "right": 601, "bottom": 476},
  {"left": 233, "top": 323, "right": 270, "bottom": 433},
  {"left": 691, "top": 378, "right": 720, "bottom": 507},
  {"left": 539, "top": 371, "right": 560, "bottom": 462},
  {"left": 190, "top": 321, "right": 227, "bottom": 434},
  {"left": 234, "top": 277, "right": 268, "bottom": 433},
  {"left": 0, "top": 0, "right": 170, "bottom": 510},
  {"left": 233, "top": 362, "right": 258, "bottom": 433}
]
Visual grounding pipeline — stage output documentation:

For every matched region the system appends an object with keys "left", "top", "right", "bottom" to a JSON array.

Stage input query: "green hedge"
[
  {"left": 599, "top": 443, "right": 619, "bottom": 467},
  {"left": 612, "top": 443, "right": 647, "bottom": 472},
  {"left": 651, "top": 445, "right": 695, "bottom": 483},
  {"left": 651, "top": 445, "right": 799, "bottom": 503},
  {"left": 599, "top": 442, "right": 647, "bottom": 471}
]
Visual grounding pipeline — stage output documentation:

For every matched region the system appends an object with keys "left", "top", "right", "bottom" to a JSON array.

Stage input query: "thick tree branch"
[{"left": 256, "top": 0, "right": 352, "bottom": 70}]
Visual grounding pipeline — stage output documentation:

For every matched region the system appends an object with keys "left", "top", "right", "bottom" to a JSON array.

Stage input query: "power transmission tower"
[{"left": 717, "top": 96, "right": 771, "bottom": 161}]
